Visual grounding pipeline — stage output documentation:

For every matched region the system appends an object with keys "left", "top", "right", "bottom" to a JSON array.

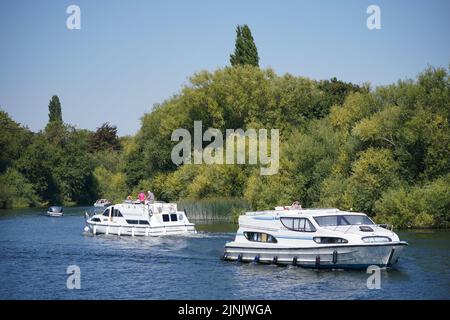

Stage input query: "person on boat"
[
  {"left": 291, "top": 201, "right": 302, "bottom": 209},
  {"left": 146, "top": 191, "right": 154, "bottom": 204},
  {"left": 137, "top": 191, "right": 146, "bottom": 204},
  {"left": 127, "top": 195, "right": 132, "bottom": 200}
]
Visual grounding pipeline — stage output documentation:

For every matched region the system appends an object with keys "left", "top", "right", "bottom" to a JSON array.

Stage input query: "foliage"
[
  {"left": 230, "top": 25, "right": 259, "bottom": 67},
  {"left": 0, "top": 168, "right": 39, "bottom": 208},
  {"left": 375, "top": 175, "right": 450, "bottom": 228},
  {"left": 0, "top": 110, "right": 32, "bottom": 174},
  {"left": 1, "top": 65, "right": 449, "bottom": 229},
  {"left": 93, "top": 166, "right": 128, "bottom": 204},
  {"left": 47, "top": 95, "right": 62, "bottom": 124},
  {"left": 90, "top": 122, "right": 122, "bottom": 152}
]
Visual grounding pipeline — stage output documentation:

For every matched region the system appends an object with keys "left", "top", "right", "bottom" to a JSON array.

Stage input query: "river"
[{"left": 0, "top": 207, "right": 449, "bottom": 299}]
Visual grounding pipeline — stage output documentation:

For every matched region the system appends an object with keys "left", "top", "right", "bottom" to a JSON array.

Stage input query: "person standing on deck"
[
  {"left": 146, "top": 191, "right": 154, "bottom": 204},
  {"left": 137, "top": 191, "right": 146, "bottom": 204}
]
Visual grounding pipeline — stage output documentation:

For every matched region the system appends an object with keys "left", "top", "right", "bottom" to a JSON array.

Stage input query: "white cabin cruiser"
[
  {"left": 84, "top": 201, "right": 196, "bottom": 236},
  {"left": 93, "top": 199, "right": 112, "bottom": 208},
  {"left": 46, "top": 206, "right": 63, "bottom": 217},
  {"left": 223, "top": 208, "right": 408, "bottom": 269}
]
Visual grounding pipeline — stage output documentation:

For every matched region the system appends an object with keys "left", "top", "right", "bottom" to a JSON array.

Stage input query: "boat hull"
[
  {"left": 46, "top": 212, "right": 63, "bottom": 217},
  {"left": 85, "top": 222, "right": 196, "bottom": 236},
  {"left": 223, "top": 242, "right": 407, "bottom": 269}
]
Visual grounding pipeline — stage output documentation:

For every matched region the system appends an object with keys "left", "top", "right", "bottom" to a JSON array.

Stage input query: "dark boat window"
[
  {"left": 126, "top": 219, "right": 149, "bottom": 225},
  {"left": 91, "top": 217, "right": 101, "bottom": 222},
  {"left": 162, "top": 214, "right": 170, "bottom": 222},
  {"left": 244, "top": 232, "right": 277, "bottom": 243},
  {"left": 112, "top": 209, "right": 123, "bottom": 217},
  {"left": 313, "top": 237, "right": 348, "bottom": 244},
  {"left": 102, "top": 209, "right": 109, "bottom": 216},
  {"left": 170, "top": 214, "right": 178, "bottom": 222},
  {"left": 280, "top": 217, "right": 316, "bottom": 232}
]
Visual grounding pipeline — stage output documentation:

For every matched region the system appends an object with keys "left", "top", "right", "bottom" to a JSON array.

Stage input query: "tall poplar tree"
[
  {"left": 48, "top": 95, "right": 62, "bottom": 124},
  {"left": 230, "top": 25, "right": 259, "bottom": 67}
]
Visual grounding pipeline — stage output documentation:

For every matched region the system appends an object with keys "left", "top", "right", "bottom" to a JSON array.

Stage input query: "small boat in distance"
[
  {"left": 93, "top": 199, "right": 112, "bottom": 208},
  {"left": 84, "top": 201, "right": 196, "bottom": 236},
  {"left": 46, "top": 206, "right": 64, "bottom": 217},
  {"left": 223, "top": 207, "right": 408, "bottom": 269}
]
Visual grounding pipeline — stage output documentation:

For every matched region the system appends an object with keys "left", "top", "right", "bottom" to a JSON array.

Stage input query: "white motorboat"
[
  {"left": 46, "top": 206, "right": 64, "bottom": 217},
  {"left": 93, "top": 199, "right": 112, "bottom": 207},
  {"left": 84, "top": 201, "right": 196, "bottom": 236},
  {"left": 223, "top": 207, "right": 408, "bottom": 269}
]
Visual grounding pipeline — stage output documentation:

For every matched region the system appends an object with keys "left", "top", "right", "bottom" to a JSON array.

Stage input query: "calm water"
[{"left": 0, "top": 207, "right": 449, "bottom": 300}]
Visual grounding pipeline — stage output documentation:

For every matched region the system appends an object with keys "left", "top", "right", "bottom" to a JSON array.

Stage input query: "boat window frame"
[
  {"left": 244, "top": 231, "right": 278, "bottom": 243},
  {"left": 280, "top": 217, "right": 316, "bottom": 232},
  {"left": 313, "top": 214, "right": 375, "bottom": 227},
  {"left": 362, "top": 236, "right": 392, "bottom": 243},
  {"left": 112, "top": 209, "right": 123, "bottom": 217},
  {"left": 126, "top": 219, "right": 150, "bottom": 225}
]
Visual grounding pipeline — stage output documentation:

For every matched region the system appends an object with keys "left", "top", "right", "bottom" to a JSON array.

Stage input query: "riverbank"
[{"left": 1, "top": 198, "right": 448, "bottom": 230}]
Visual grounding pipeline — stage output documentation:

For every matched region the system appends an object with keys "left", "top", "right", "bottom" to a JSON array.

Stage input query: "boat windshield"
[{"left": 314, "top": 215, "right": 374, "bottom": 227}]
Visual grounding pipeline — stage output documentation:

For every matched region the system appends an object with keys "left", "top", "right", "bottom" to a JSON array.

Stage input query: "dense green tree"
[
  {"left": 16, "top": 134, "right": 63, "bottom": 204},
  {"left": 318, "top": 77, "right": 366, "bottom": 108},
  {"left": 54, "top": 127, "right": 97, "bottom": 204},
  {"left": 93, "top": 166, "right": 127, "bottom": 203},
  {"left": 48, "top": 95, "right": 62, "bottom": 124},
  {"left": 230, "top": 25, "right": 259, "bottom": 67},
  {"left": 90, "top": 122, "right": 122, "bottom": 152},
  {"left": 0, "top": 168, "right": 39, "bottom": 208},
  {"left": 15, "top": 125, "right": 97, "bottom": 205},
  {"left": 375, "top": 175, "right": 450, "bottom": 228},
  {"left": 0, "top": 110, "right": 32, "bottom": 174}
]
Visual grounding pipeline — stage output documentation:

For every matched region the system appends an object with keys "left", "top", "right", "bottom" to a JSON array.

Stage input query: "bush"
[
  {"left": 375, "top": 175, "right": 450, "bottom": 228},
  {"left": 0, "top": 168, "right": 39, "bottom": 208},
  {"left": 93, "top": 166, "right": 128, "bottom": 204}
]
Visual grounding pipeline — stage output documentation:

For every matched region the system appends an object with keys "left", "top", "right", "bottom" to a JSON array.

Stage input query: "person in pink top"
[{"left": 137, "top": 191, "right": 146, "bottom": 203}]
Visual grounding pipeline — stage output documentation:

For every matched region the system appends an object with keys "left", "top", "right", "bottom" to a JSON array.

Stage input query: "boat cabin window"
[
  {"left": 102, "top": 207, "right": 122, "bottom": 217},
  {"left": 280, "top": 217, "right": 316, "bottom": 232},
  {"left": 112, "top": 209, "right": 123, "bottom": 217},
  {"left": 162, "top": 214, "right": 170, "bottom": 222},
  {"left": 170, "top": 214, "right": 178, "bottom": 222},
  {"left": 244, "top": 232, "right": 277, "bottom": 243},
  {"left": 126, "top": 220, "right": 150, "bottom": 225},
  {"left": 91, "top": 217, "right": 101, "bottom": 222},
  {"left": 314, "top": 215, "right": 374, "bottom": 227}
]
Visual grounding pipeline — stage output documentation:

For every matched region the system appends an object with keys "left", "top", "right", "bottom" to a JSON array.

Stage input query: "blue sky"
[{"left": 1, "top": 0, "right": 449, "bottom": 136}]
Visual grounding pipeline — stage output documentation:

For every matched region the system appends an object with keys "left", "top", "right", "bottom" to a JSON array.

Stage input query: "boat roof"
[
  {"left": 245, "top": 208, "right": 368, "bottom": 218},
  {"left": 48, "top": 206, "right": 63, "bottom": 211}
]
